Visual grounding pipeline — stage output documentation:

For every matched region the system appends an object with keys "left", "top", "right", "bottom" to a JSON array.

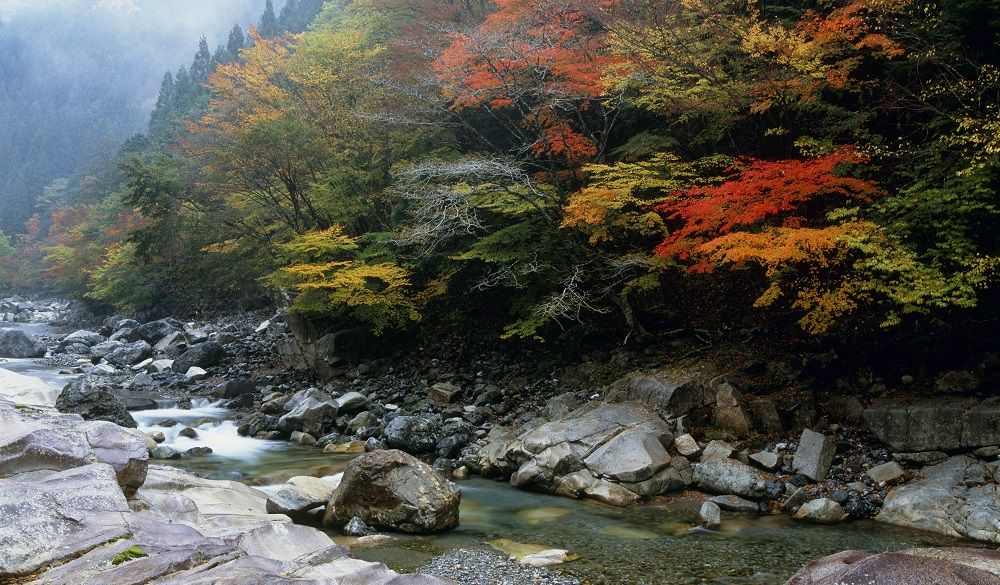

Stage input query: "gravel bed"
[{"left": 421, "top": 548, "right": 581, "bottom": 585}]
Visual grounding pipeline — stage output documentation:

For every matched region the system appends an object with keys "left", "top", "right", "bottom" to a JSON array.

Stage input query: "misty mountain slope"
[{"left": 0, "top": 0, "right": 275, "bottom": 236}]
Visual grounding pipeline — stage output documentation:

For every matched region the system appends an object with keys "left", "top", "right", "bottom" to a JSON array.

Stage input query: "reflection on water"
[{"left": 350, "top": 478, "right": 981, "bottom": 585}]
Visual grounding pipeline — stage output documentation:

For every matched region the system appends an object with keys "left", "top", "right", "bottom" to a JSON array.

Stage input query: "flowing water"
[{"left": 2, "top": 320, "right": 982, "bottom": 584}]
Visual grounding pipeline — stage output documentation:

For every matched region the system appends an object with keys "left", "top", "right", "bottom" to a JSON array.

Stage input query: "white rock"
[{"left": 185, "top": 367, "right": 207, "bottom": 381}]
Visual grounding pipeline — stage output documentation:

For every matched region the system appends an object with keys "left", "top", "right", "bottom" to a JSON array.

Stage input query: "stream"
[{"left": 2, "top": 321, "right": 981, "bottom": 584}]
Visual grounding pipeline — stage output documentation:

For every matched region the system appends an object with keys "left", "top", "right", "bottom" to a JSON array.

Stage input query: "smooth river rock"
[
  {"left": 0, "top": 367, "right": 61, "bottom": 406},
  {"left": 784, "top": 547, "right": 1000, "bottom": 585}
]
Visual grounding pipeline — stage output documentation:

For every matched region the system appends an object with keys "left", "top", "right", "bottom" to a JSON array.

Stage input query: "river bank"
[{"left": 3, "top": 297, "right": 1000, "bottom": 584}]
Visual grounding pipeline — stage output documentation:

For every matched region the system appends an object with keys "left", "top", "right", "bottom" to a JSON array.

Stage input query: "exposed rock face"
[
  {"left": 55, "top": 376, "right": 136, "bottom": 428},
  {"left": 0, "top": 397, "right": 148, "bottom": 492},
  {"left": 0, "top": 328, "right": 47, "bottom": 358},
  {"left": 503, "top": 402, "right": 688, "bottom": 506},
  {"left": 864, "top": 398, "right": 1000, "bottom": 452},
  {"left": 0, "top": 463, "right": 132, "bottom": 579},
  {"left": 784, "top": 548, "right": 1000, "bottom": 585},
  {"left": 172, "top": 341, "right": 225, "bottom": 373},
  {"left": 324, "top": 449, "right": 460, "bottom": 533},
  {"left": 878, "top": 456, "right": 1000, "bottom": 543}
]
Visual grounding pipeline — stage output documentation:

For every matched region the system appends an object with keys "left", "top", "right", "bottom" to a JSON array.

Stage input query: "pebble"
[{"left": 421, "top": 549, "right": 580, "bottom": 585}]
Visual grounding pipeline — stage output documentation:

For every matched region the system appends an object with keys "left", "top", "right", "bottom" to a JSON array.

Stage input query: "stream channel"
[{"left": 2, "top": 320, "right": 978, "bottom": 585}]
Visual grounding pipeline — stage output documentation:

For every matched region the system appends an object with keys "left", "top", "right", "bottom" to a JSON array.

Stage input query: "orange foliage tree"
[{"left": 435, "top": 0, "right": 622, "bottom": 163}]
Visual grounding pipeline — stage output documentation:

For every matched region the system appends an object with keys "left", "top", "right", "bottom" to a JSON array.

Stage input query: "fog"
[{"left": 0, "top": 0, "right": 283, "bottom": 234}]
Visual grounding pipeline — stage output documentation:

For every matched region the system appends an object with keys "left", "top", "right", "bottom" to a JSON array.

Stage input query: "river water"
[{"left": 1, "top": 321, "right": 980, "bottom": 584}]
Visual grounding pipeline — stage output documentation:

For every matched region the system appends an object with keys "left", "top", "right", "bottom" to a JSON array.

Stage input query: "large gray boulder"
[
  {"left": 693, "top": 457, "right": 770, "bottom": 500},
  {"left": 864, "top": 398, "right": 1000, "bottom": 452},
  {"left": 384, "top": 415, "right": 440, "bottom": 454},
  {"left": 277, "top": 397, "right": 338, "bottom": 437},
  {"left": 104, "top": 339, "right": 152, "bottom": 367},
  {"left": 784, "top": 548, "right": 1000, "bottom": 585},
  {"left": 503, "top": 402, "right": 688, "bottom": 505},
  {"left": 877, "top": 455, "right": 1000, "bottom": 543},
  {"left": 55, "top": 376, "right": 136, "bottom": 428},
  {"left": 172, "top": 341, "right": 225, "bottom": 373},
  {"left": 130, "top": 318, "right": 183, "bottom": 344},
  {"left": 324, "top": 449, "right": 460, "bottom": 533},
  {"left": 59, "top": 329, "right": 105, "bottom": 349},
  {"left": 0, "top": 328, "right": 46, "bottom": 358}
]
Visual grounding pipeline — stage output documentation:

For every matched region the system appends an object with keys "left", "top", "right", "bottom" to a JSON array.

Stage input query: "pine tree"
[
  {"left": 226, "top": 25, "right": 245, "bottom": 62},
  {"left": 278, "top": 0, "right": 325, "bottom": 33},
  {"left": 190, "top": 37, "right": 212, "bottom": 86},
  {"left": 148, "top": 71, "right": 175, "bottom": 139},
  {"left": 259, "top": 0, "right": 280, "bottom": 39}
]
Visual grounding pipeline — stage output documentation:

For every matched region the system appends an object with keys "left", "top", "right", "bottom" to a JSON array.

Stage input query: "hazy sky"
[{"left": 0, "top": 0, "right": 282, "bottom": 111}]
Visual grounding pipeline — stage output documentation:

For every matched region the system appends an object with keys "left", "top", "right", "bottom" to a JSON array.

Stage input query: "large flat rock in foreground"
[{"left": 784, "top": 547, "right": 1000, "bottom": 584}]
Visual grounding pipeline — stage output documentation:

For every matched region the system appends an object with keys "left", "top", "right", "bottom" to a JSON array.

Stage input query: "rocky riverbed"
[{"left": 4, "top": 296, "right": 1000, "bottom": 583}]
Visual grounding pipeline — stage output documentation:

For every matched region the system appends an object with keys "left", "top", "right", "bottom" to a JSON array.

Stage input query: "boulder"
[
  {"left": 265, "top": 476, "right": 339, "bottom": 516},
  {"left": 59, "top": 329, "right": 105, "bottom": 349},
  {"left": 335, "top": 391, "right": 368, "bottom": 413},
  {"left": 793, "top": 498, "right": 847, "bottom": 523},
  {"left": 130, "top": 318, "right": 182, "bottom": 344},
  {"left": 863, "top": 398, "right": 1000, "bottom": 452},
  {"left": 213, "top": 379, "right": 257, "bottom": 399},
  {"left": 709, "top": 494, "right": 760, "bottom": 513},
  {"left": 0, "top": 328, "right": 46, "bottom": 358},
  {"left": 384, "top": 415, "right": 439, "bottom": 454},
  {"left": 693, "top": 457, "right": 770, "bottom": 499},
  {"left": 277, "top": 397, "right": 338, "bottom": 437},
  {"left": 784, "top": 548, "right": 1000, "bottom": 585},
  {"left": 172, "top": 341, "right": 225, "bottom": 373},
  {"left": 347, "top": 411, "right": 378, "bottom": 434},
  {"left": 867, "top": 461, "right": 905, "bottom": 485},
  {"left": 429, "top": 382, "right": 462, "bottom": 405},
  {"left": 750, "top": 450, "right": 780, "bottom": 471},
  {"left": 713, "top": 382, "right": 752, "bottom": 436},
  {"left": 55, "top": 376, "right": 136, "bottom": 428},
  {"left": 700, "top": 440, "right": 735, "bottom": 461},
  {"left": 674, "top": 433, "right": 701, "bottom": 457},
  {"left": 699, "top": 501, "right": 722, "bottom": 529},
  {"left": 185, "top": 366, "right": 207, "bottom": 381},
  {"left": 877, "top": 455, "right": 1000, "bottom": 543},
  {"left": 504, "top": 402, "right": 686, "bottom": 504},
  {"left": 793, "top": 429, "right": 835, "bottom": 481},
  {"left": 0, "top": 368, "right": 61, "bottom": 406},
  {"left": 323, "top": 449, "right": 460, "bottom": 533},
  {"left": 604, "top": 365, "right": 715, "bottom": 419},
  {"left": 104, "top": 340, "right": 152, "bottom": 367}
]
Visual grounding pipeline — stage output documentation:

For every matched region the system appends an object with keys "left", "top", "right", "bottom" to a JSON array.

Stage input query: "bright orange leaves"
[
  {"left": 435, "top": 0, "right": 617, "bottom": 161},
  {"left": 653, "top": 148, "right": 879, "bottom": 267}
]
